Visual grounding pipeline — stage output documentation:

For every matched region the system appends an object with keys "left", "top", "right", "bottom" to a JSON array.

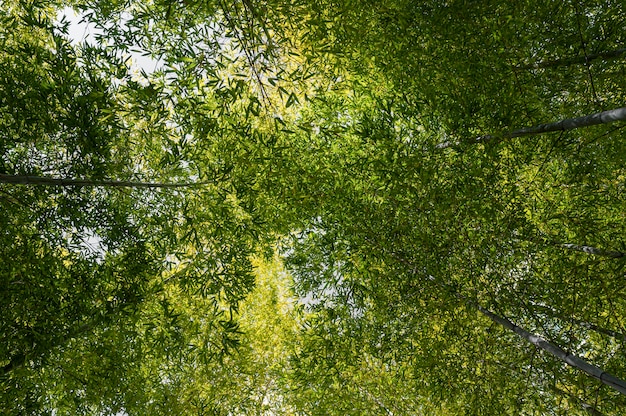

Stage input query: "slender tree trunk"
[
  {"left": 477, "top": 305, "right": 626, "bottom": 396},
  {"left": 437, "top": 107, "right": 626, "bottom": 149},
  {"left": 559, "top": 243, "right": 625, "bottom": 258},
  {"left": 2, "top": 304, "right": 130, "bottom": 376},
  {"left": 513, "top": 236, "right": 626, "bottom": 259},
  {"left": 0, "top": 173, "right": 212, "bottom": 188},
  {"left": 517, "top": 48, "right": 626, "bottom": 70},
  {"left": 372, "top": 246, "right": 626, "bottom": 396}
]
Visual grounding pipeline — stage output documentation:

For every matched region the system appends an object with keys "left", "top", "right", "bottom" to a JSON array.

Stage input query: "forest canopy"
[{"left": 2, "top": 0, "right": 626, "bottom": 414}]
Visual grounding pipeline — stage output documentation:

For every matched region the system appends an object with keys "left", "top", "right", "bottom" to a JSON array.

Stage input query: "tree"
[
  {"left": 3, "top": 0, "right": 626, "bottom": 414},
  {"left": 1, "top": 2, "right": 265, "bottom": 413},
  {"left": 266, "top": 1, "right": 626, "bottom": 411}
]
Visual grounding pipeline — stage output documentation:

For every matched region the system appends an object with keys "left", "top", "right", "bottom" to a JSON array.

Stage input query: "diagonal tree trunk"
[
  {"left": 512, "top": 236, "right": 626, "bottom": 259},
  {"left": 517, "top": 48, "right": 626, "bottom": 70},
  {"left": 370, "top": 242, "right": 626, "bottom": 397},
  {"left": 559, "top": 243, "right": 625, "bottom": 258},
  {"left": 437, "top": 107, "right": 626, "bottom": 149},
  {"left": 0, "top": 173, "right": 213, "bottom": 188},
  {"left": 2, "top": 301, "right": 135, "bottom": 376},
  {"left": 477, "top": 305, "right": 626, "bottom": 396},
  {"left": 1, "top": 353, "right": 26, "bottom": 376}
]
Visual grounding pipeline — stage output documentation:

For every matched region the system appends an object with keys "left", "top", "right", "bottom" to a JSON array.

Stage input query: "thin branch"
[
  {"left": 552, "top": 385, "right": 606, "bottom": 416},
  {"left": 574, "top": 2, "right": 600, "bottom": 105},
  {"left": 219, "top": 0, "right": 274, "bottom": 111}
]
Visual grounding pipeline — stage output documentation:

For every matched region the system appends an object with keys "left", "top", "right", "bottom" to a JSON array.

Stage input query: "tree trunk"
[
  {"left": 0, "top": 173, "right": 211, "bottom": 188},
  {"left": 377, "top": 249, "right": 626, "bottom": 396},
  {"left": 559, "top": 243, "right": 625, "bottom": 258},
  {"left": 437, "top": 107, "right": 626, "bottom": 149},
  {"left": 517, "top": 48, "right": 626, "bottom": 70},
  {"left": 512, "top": 236, "right": 626, "bottom": 259},
  {"left": 477, "top": 305, "right": 626, "bottom": 396},
  {"left": 2, "top": 302, "right": 134, "bottom": 376}
]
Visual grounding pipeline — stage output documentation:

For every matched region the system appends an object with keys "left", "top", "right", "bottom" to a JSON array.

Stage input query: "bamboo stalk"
[
  {"left": 518, "top": 48, "right": 626, "bottom": 70},
  {"left": 512, "top": 236, "right": 626, "bottom": 259},
  {"left": 437, "top": 107, "right": 626, "bottom": 148},
  {"left": 0, "top": 173, "right": 212, "bottom": 188},
  {"left": 529, "top": 302, "right": 626, "bottom": 342},
  {"left": 560, "top": 243, "right": 625, "bottom": 258},
  {"left": 477, "top": 305, "right": 626, "bottom": 396},
  {"left": 1, "top": 353, "right": 26, "bottom": 375}
]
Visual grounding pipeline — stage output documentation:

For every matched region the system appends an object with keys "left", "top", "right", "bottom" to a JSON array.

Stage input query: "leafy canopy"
[{"left": 2, "top": 0, "right": 626, "bottom": 414}]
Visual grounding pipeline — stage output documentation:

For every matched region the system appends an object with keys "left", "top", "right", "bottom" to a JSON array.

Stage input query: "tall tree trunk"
[
  {"left": 0, "top": 173, "right": 212, "bottom": 188},
  {"left": 559, "top": 243, "right": 625, "bottom": 258},
  {"left": 512, "top": 236, "right": 626, "bottom": 259},
  {"left": 517, "top": 48, "right": 626, "bottom": 70},
  {"left": 437, "top": 107, "right": 626, "bottom": 149},
  {"left": 2, "top": 299, "right": 138, "bottom": 376},
  {"left": 477, "top": 305, "right": 626, "bottom": 396},
  {"left": 377, "top": 247, "right": 626, "bottom": 396}
]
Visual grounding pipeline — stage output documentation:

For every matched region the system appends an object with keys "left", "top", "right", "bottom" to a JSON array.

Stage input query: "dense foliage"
[{"left": 2, "top": 0, "right": 626, "bottom": 414}]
